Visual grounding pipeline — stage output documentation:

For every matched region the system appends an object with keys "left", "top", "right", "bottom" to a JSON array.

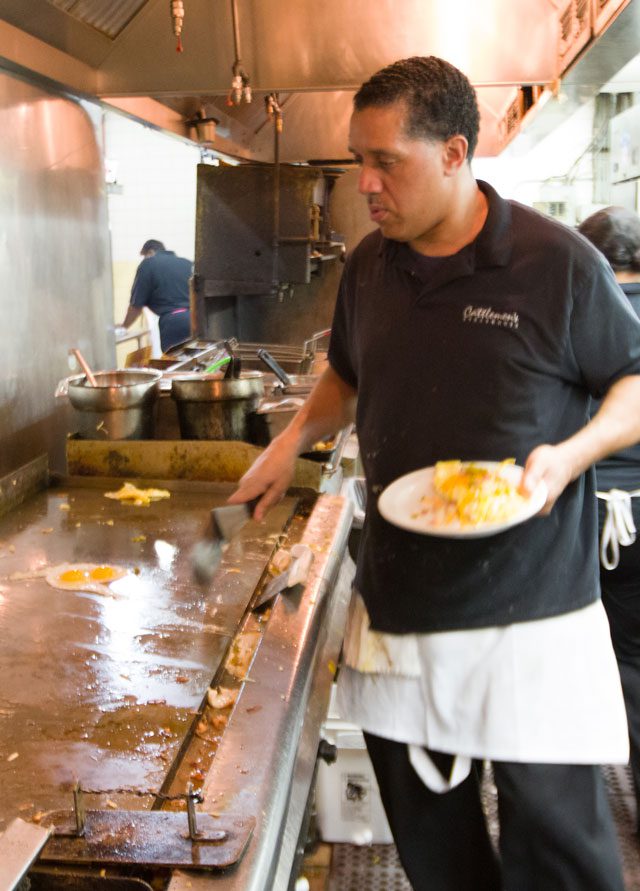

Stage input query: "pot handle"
[{"left": 54, "top": 376, "right": 72, "bottom": 398}]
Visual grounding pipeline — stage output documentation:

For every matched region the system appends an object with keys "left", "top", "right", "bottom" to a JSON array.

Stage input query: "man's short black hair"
[
  {"left": 578, "top": 206, "right": 640, "bottom": 272},
  {"left": 354, "top": 56, "right": 480, "bottom": 161},
  {"left": 140, "top": 239, "right": 165, "bottom": 254}
]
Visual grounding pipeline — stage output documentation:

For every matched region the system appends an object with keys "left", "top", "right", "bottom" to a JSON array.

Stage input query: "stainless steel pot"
[
  {"left": 171, "top": 371, "right": 264, "bottom": 440},
  {"left": 66, "top": 369, "right": 162, "bottom": 440}
]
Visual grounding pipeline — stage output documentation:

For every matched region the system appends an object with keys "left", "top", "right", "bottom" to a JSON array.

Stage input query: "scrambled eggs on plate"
[{"left": 424, "top": 459, "right": 527, "bottom": 527}]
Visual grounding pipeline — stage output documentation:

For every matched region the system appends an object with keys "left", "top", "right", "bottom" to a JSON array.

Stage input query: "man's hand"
[
  {"left": 227, "top": 365, "right": 357, "bottom": 521},
  {"left": 521, "top": 374, "right": 640, "bottom": 516},
  {"left": 227, "top": 436, "right": 299, "bottom": 521},
  {"left": 521, "top": 444, "right": 574, "bottom": 515}
]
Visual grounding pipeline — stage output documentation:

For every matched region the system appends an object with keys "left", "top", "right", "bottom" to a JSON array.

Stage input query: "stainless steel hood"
[
  {"left": 514, "top": 0, "right": 640, "bottom": 153},
  {"left": 0, "top": 0, "right": 637, "bottom": 159}
]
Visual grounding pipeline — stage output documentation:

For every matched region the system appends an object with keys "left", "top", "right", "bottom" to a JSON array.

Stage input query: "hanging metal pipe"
[
  {"left": 266, "top": 94, "right": 283, "bottom": 293},
  {"left": 230, "top": 0, "right": 242, "bottom": 61},
  {"left": 272, "top": 119, "right": 280, "bottom": 293},
  {"left": 229, "top": 0, "right": 251, "bottom": 103}
]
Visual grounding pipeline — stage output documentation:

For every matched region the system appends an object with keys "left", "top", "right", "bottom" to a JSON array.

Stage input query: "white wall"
[{"left": 104, "top": 112, "right": 201, "bottom": 360}]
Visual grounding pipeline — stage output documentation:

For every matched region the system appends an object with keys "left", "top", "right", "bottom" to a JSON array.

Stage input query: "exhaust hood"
[
  {"left": 0, "top": 0, "right": 637, "bottom": 159},
  {"left": 512, "top": 0, "right": 640, "bottom": 153}
]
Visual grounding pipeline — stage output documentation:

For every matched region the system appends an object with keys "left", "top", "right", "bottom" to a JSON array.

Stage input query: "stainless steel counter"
[{"left": 167, "top": 498, "right": 353, "bottom": 891}]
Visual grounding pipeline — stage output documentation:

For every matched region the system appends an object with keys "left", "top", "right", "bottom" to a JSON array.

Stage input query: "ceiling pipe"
[
  {"left": 229, "top": 0, "right": 251, "bottom": 105},
  {"left": 265, "top": 93, "right": 283, "bottom": 295}
]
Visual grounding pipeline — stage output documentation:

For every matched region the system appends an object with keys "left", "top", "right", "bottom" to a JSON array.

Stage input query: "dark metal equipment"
[
  {"left": 192, "top": 164, "right": 344, "bottom": 343},
  {"left": 194, "top": 164, "right": 341, "bottom": 294},
  {"left": 42, "top": 794, "right": 254, "bottom": 870}
]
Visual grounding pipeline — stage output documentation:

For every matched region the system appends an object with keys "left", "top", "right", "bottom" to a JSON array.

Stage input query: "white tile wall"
[
  {"left": 104, "top": 111, "right": 201, "bottom": 359},
  {"left": 105, "top": 111, "right": 200, "bottom": 262}
]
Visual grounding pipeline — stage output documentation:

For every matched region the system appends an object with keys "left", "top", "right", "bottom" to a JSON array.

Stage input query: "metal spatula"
[
  {"left": 192, "top": 499, "right": 259, "bottom": 585},
  {"left": 253, "top": 544, "right": 314, "bottom": 609}
]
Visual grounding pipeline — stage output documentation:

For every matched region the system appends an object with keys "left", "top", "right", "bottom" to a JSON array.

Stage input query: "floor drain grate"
[
  {"left": 604, "top": 764, "right": 640, "bottom": 891},
  {"left": 329, "top": 843, "right": 411, "bottom": 891}
]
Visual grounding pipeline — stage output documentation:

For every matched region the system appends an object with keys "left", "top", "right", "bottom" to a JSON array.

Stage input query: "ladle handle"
[{"left": 70, "top": 349, "right": 98, "bottom": 387}]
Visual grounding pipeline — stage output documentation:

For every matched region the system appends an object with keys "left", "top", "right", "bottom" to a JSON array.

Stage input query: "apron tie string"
[{"left": 596, "top": 488, "right": 640, "bottom": 570}]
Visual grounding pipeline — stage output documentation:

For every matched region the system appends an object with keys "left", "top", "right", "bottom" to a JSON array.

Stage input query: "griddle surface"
[{"left": 0, "top": 480, "right": 295, "bottom": 829}]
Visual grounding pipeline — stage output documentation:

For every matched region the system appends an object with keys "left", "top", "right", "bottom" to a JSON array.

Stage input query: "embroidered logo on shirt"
[{"left": 463, "top": 305, "right": 519, "bottom": 329}]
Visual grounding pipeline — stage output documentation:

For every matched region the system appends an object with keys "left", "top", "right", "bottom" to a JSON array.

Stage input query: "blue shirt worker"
[{"left": 119, "top": 239, "right": 193, "bottom": 352}]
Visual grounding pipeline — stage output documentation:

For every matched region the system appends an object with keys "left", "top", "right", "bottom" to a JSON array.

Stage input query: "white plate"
[{"left": 378, "top": 462, "right": 548, "bottom": 539}]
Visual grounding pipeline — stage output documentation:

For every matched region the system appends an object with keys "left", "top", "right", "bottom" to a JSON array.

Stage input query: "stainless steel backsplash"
[{"left": 0, "top": 69, "right": 113, "bottom": 475}]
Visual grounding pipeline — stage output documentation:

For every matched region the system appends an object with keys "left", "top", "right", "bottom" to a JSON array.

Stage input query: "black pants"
[
  {"left": 600, "top": 531, "right": 640, "bottom": 822},
  {"left": 364, "top": 733, "right": 624, "bottom": 891}
]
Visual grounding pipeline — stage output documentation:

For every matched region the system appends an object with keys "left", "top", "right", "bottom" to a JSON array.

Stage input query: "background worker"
[
  {"left": 230, "top": 57, "right": 640, "bottom": 890},
  {"left": 118, "top": 239, "right": 193, "bottom": 353},
  {"left": 579, "top": 205, "right": 640, "bottom": 831}
]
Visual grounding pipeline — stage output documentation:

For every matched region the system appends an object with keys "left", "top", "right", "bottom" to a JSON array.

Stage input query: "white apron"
[{"left": 337, "top": 592, "right": 628, "bottom": 791}]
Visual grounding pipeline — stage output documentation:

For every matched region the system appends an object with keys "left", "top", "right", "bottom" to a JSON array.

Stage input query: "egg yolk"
[
  {"left": 59, "top": 569, "right": 89, "bottom": 583},
  {"left": 90, "top": 566, "right": 117, "bottom": 581}
]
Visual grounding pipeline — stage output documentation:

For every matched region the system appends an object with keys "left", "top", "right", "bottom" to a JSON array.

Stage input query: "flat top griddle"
[{"left": 0, "top": 477, "right": 296, "bottom": 832}]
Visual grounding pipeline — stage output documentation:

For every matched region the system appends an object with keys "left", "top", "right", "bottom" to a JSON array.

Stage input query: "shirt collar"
[{"left": 382, "top": 179, "right": 513, "bottom": 290}]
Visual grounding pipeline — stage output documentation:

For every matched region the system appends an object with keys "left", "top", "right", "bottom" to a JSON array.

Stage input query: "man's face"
[{"left": 348, "top": 101, "right": 454, "bottom": 251}]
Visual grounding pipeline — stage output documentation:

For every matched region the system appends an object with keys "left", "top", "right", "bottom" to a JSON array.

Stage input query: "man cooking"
[{"left": 229, "top": 56, "right": 640, "bottom": 889}]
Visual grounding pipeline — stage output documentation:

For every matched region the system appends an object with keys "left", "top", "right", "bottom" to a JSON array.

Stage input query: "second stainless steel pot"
[{"left": 171, "top": 371, "right": 264, "bottom": 440}]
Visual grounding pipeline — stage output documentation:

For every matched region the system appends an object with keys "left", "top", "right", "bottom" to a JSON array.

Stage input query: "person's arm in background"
[
  {"left": 118, "top": 261, "right": 151, "bottom": 330},
  {"left": 119, "top": 304, "right": 143, "bottom": 330},
  {"left": 523, "top": 375, "right": 640, "bottom": 513},
  {"left": 228, "top": 365, "right": 357, "bottom": 519}
]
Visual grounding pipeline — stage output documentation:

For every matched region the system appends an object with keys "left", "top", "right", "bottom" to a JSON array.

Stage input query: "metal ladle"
[{"left": 70, "top": 348, "right": 98, "bottom": 387}]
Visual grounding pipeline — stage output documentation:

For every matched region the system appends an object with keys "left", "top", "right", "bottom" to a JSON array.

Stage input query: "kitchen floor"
[{"left": 299, "top": 764, "right": 640, "bottom": 890}]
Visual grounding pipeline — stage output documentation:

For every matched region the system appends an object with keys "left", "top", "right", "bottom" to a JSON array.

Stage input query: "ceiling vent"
[
  {"left": 497, "top": 92, "right": 524, "bottom": 150},
  {"left": 558, "top": 0, "right": 592, "bottom": 73},
  {"left": 593, "top": 0, "right": 630, "bottom": 34},
  {"left": 46, "top": 0, "right": 147, "bottom": 39}
]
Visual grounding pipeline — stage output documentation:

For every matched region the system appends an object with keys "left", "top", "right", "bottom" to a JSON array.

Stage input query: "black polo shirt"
[{"left": 329, "top": 180, "right": 640, "bottom": 633}]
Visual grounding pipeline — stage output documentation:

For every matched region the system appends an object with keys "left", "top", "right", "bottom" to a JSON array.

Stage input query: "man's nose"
[{"left": 358, "top": 166, "right": 382, "bottom": 195}]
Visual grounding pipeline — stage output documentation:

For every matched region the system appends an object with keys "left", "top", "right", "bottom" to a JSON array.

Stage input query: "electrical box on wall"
[{"left": 610, "top": 104, "right": 640, "bottom": 183}]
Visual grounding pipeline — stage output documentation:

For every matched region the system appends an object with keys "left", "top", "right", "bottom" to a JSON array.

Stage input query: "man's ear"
[{"left": 442, "top": 135, "right": 469, "bottom": 175}]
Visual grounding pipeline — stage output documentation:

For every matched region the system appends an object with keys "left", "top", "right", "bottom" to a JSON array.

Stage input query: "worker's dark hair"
[
  {"left": 140, "top": 239, "right": 165, "bottom": 254},
  {"left": 354, "top": 56, "right": 480, "bottom": 161},
  {"left": 578, "top": 206, "right": 640, "bottom": 271}
]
